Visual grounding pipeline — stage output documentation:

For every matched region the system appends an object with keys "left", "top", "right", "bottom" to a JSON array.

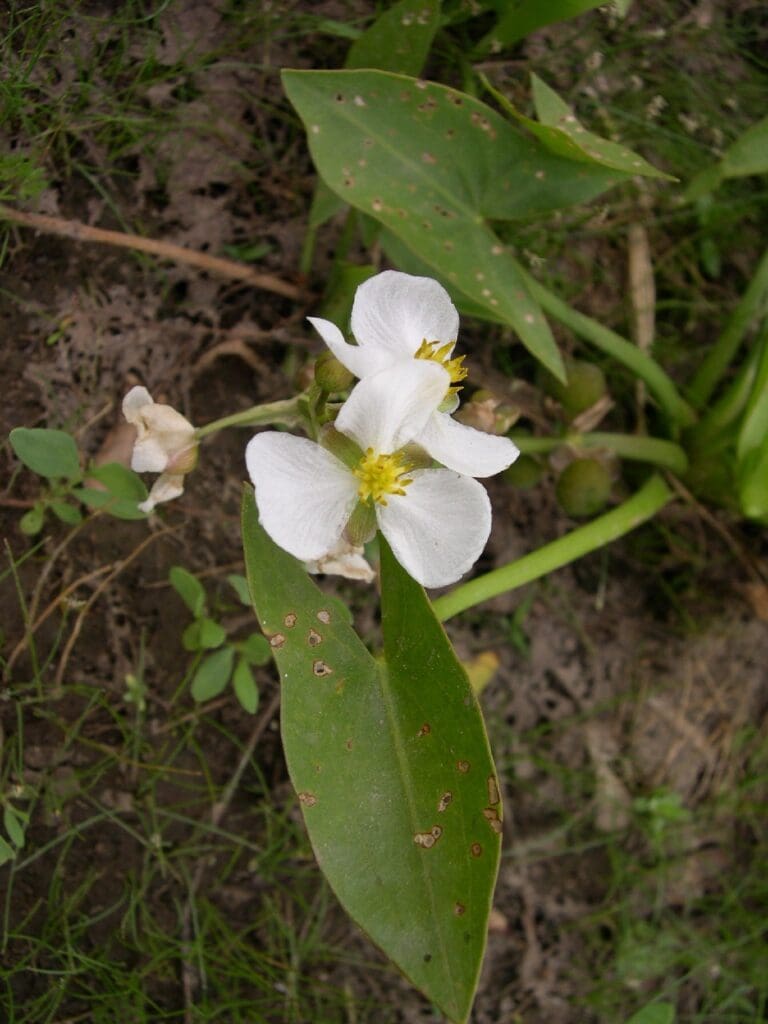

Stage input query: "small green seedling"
[
  {"left": 169, "top": 566, "right": 270, "bottom": 713},
  {"left": 0, "top": 794, "right": 28, "bottom": 867},
  {"left": 9, "top": 427, "right": 149, "bottom": 533}
]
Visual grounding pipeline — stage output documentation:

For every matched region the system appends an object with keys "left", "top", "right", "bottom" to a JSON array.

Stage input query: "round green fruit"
[
  {"left": 556, "top": 459, "right": 612, "bottom": 517},
  {"left": 541, "top": 359, "right": 607, "bottom": 418},
  {"left": 503, "top": 455, "right": 543, "bottom": 489}
]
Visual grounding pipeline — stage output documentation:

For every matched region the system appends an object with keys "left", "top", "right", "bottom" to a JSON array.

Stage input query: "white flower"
[
  {"left": 122, "top": 386, "right": 198, "bottom": 513},
  {"left": 246, "top": 362, "right": 494, "bottom": 589},
  {"left": 308, "top": 270, "right": 519, "bottom": 478}
]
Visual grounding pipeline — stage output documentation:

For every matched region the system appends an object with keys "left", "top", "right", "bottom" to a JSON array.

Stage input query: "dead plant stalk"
[{"left": 0, "top": 204, "right": 304, "bottom": 301}]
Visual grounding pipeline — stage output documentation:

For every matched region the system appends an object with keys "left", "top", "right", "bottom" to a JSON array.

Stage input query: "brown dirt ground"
[{"left": 2, "top": 2, "right": 767, "bottom": 1022}]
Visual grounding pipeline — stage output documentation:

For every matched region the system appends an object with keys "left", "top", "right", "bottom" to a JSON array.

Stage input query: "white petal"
[
  {"left": 418, "top": 412, "right": 520, "bottom": 477},
  {"left": 305, "top": 539, "right": 375, "bottom": 583},
  {"left": 140, "top": 403, "right": 196, "bottom": 436},
  {"left": 246, "top": 432, "right": 359, "bottom": 561},
  {"left": 139, "top": 473, "right": 185, "bottom": 513},
  {"left": 351, "top": 271, "right": 459, "bottom": 357},
  {"left": 335, "top": 361, "right": 449, "bottom": 454},
  {"left": 377, "top": 470, "right": 491, "bottom": 588},
  {"left": 307, "top": 317, "right": 393, "bottom": 378},
  {"left": 122, "top": 385, "right": 154, "bottom": 423},
  {"left": 132, "top": 436, "right": 171, "bottom": 473}
]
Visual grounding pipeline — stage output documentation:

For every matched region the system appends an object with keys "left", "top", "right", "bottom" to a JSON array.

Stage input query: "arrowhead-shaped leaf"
[
  {"left": 524, "top": 73, "right": 674, "bottom": 180},
  {"left": 282, "top": 68, "right": 630, "bottom": 378},
  {"left": 242, "top": 488, "right": 501, "bottom": 1023}
]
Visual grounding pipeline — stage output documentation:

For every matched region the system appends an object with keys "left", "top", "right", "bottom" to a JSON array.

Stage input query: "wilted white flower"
[
  {"left": 308, "top": 270, "right": 519, "bottom": 478},
  {"left": 247, "top": 362, "right": 497, "bottom": 589},
  {"left": 122, "top": 386, "right": 197, "bottom": 513},
  {"left": 305, "top": 537, "right": 375, "bottom": 583}
]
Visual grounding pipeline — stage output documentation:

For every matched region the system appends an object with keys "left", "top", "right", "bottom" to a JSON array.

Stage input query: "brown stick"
[{"left": 0, "top": 203, "right": 304, "bottom": 301}]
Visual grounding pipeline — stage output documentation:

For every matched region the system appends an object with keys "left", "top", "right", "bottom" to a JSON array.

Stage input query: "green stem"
[
  {"left": 686, "top": 245, "right": 768, "bottom": 410},
  {"left": 689, "top": 330, "right": 764, "bottom": 448},
  {"left": 520, "top": 268, "right": 696, "bottom": 428},
  {"left": 195, "top": 397, "right": 304, "bottom": 439},
  {"left": 512, "top": 431, "right": 688, "bottom": 474},
  {"left": 432, "top": 474, "right": 673, "bottom": 622}
]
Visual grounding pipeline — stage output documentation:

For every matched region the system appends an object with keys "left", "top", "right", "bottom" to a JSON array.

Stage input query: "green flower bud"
[
  {"left": 556, "top": 459, "right": 612, "bottom": 517},
  {"left": 314, "top": 351, "right": 354, "bottom": 393}
]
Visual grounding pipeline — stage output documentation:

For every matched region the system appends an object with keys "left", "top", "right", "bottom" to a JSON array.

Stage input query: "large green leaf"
[
  {"left": 347, "top": 0, "right": 440, "bottom": 74},
  {"left": 242, "top": 488, "right": 500, "bottom": 1023},
  {"left": 306, "top": 0, "right": 441, "bottom": 243},
  {"left": 514, "top": 74, "right": 673, "bottom": 180},
  {"left": 477, "top": 0, "right": 609, "bottom": 52},
  {"left": 283, "top": 68, "right": 628, "bottom": 379}
]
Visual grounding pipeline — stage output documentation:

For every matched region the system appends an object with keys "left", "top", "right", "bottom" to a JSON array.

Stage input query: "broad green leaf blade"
[
  {"left": 303, "top": 0, "right": 440, "bottom": 253},
  {"left": 0, "top": 835, "right": 15, "bottom": 867},
  {"left": 282, "top": 69, "right": 629, "bottom": 378},
  {"left": 625, "top": 1003, "right": 676, "bottom": 1024},
  {"left": 3, "top": 805, "right": 26, "bottom": 849},
  {"left": 9, "top": 427, "right": 81, "bottom": 480},
  {"left": 227, "top": 572, "right": 252, "bottom": 606},
  {"left": 74, "top": 462, "right": 149, "bottom": 519},
  {"left": 232, "top": 658, "right": 259, "bottom": 714},
  {"left": 378, "top": 537, "right": 502, "bottom": 1022},
  {"left": 478, "top": 0, "right": 606, "bottom": 51},
  {"left": 50, "top": 499, "right": 82, "bottom": 526},
  {"left": 169, "top": 566, "right": 206, "bottom": 617},
  {"left": 239, "top": 631, "right": 272, "bottom": 666},
  {"left": 521, "top": 74, "right": 673, "bottom": 180},
  {"left": 20, "top": 505, "right": 45, "bottom": 535},
  {"left": 182, "top": 617, "right": 226, "bottom": 652},
  {"left": 85, "top": 462, "right": 147, "bottom": 500},
  {"left": 347, "top": 0, "right": 440, "bottom": 75},
  {"left": 242, "top": 489, "right": 501, "bottom": 1023},
  {"left": 190, "top": 646, "right": 234, "bottom": 702}
]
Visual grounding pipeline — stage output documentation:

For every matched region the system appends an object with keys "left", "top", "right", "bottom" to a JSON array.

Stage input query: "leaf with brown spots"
[
  {"left": 282, "top": 69, "right": 636, "bottom": 379},
  {"left": 242, "top": 489, "right": 500, "bottom": 1024}
]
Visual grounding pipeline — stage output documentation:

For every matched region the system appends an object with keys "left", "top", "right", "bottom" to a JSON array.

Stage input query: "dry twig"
[{"left": 0, "top": 203, "right": 304, "bottom": 301}]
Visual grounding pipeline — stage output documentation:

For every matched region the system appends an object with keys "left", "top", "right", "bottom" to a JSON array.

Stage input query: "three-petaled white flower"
[
  {"left": 308, "top": 270, "right": 518, "bottom": 478},
  {"left": 122, "top": 386, "right": 198, "bottom": 513},
  {"left": 247, "top": 361, "right": 502, "bottom": 588}
]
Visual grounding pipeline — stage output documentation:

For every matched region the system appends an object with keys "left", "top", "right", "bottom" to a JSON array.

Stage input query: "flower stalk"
[
  {"left": 195, "top": 396, "right": 306, "bottom": 440},
  {"left": 510, "top": 431, "right": 689, "bottom": 474},
  {"left": 432, "top": 474, "right": 674, "bottom": 621}
]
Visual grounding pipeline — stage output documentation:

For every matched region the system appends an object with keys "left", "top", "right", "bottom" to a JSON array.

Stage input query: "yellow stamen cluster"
[
  {"left": 353, "top": 448, "right": 414, "bottom": 506},
  {"left": 414, "top": 338, "right": 468, "bottom": 395}
]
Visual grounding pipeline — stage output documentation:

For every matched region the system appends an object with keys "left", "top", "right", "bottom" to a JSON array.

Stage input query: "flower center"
[
  {"left": 414, "top": 338, "right": 468, "bottom": 395},
  {"left": 353, "top": 448, "right": 414, "bottom": 506}
]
